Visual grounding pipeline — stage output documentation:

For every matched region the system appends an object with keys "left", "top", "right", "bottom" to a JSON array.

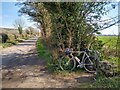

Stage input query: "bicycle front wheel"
[
  {"left": 84, "top": 56, "right": 98, "bottom": 73},
  {"left": 59, "top": 55, "right": 76, "bottom": 71}
]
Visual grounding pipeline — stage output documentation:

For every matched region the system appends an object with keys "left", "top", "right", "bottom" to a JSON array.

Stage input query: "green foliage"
[
  {"left": 19, "top": 2, "right": 112, "bottom": 50},
  {"left": 2, "top": 43, "right": 13, "bottom": 48},
  {"left": 98, "top": 36, "right": 118, "bottom": 64},
  {"left": 2, "top": 41, "right": 17, "bottom": 48},
  {"left": 42, "top": 2, "right": 110, "bottom": 50},
  {"left": 97, "top": 36, "right": 119, "bottom": 76},
  {"left": 8, "top": 34, "right": 16, "bottom": 41},
  {"left": 36, "top": 38, "right": 59, "bottom": 72},
  {"left": 88, "top": 36, "right": 104, "bottom": 51},
  {"left": 18, "top": 26, "right": 23, "bottom": 35},
  {"left": 98, "top": 36, "right": 117, "bottom": 49},
  {"left": 15, "top": 39, "right": 23, "bottom": 42},
  {"left": 22, "top": 36, "right": 30, "bottom": 40},
  {"left": 85, "top": 77, "right": 120, "bottom": 88},
  {"left": 7, "top": 41, "right": 17, "bottom": 45}
]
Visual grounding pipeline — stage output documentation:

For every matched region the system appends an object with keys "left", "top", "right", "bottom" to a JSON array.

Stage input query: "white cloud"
[{"left": 100, "top": 24, "right": 118, "bottom": 35}]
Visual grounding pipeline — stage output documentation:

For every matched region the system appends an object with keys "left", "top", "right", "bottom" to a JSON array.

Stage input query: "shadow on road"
[
  {"left": 2, "top": 48, "right": 45, "bottom": 69},
  {"left": 75, "top": 75, "right": 95, "bottom": 84},
  {"left": 2, "top": 37, "right": 45, "bottom": 69},
  {"left": 16, "top": 44, "right": 35, "bottom": 46}
]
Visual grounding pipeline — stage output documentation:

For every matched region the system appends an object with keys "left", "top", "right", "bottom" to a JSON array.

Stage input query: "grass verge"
[
  {"left": 1, "top": 36, "right": 33, "bottom": 48},
  {"left": 81, "top": 76, "right": 120, "bottom": 88},
  {"left": 2, "top": 41, "right": 17, "bottom": 48},
  {"left": 36, "top": 38, "right": 59, "bottom": 72}
]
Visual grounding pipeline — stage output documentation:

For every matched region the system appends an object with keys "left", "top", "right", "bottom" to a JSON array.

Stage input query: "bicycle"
[{"left": 58, "top": 48, "right": 100, "bottom": 73}]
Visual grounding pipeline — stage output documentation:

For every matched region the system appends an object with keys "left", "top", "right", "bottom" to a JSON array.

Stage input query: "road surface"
[{"left": 1, "top": 37, "right": 94, "bottom": 88}]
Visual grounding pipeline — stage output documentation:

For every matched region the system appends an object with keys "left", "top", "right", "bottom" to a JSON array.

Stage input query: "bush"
[
  {"left": 8, "top": 34, "right": 16, "bottom": 41},
  {"left": 0, "top": 33, "right": 8, "bottom": 43}
]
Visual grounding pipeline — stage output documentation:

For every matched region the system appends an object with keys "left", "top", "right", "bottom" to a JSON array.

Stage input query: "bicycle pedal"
[{"left": 77, "top": 65, "right": 83, "bottom": 68}]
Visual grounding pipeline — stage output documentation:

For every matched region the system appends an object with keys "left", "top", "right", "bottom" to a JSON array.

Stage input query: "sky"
[
  {"left": 0, "top": 1, "right": 119, "bottom": 35},
  {"left": 0, "top": 2, "right": 35, "bottom": 29}
]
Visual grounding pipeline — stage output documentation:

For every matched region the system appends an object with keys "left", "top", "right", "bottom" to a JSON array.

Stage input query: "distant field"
[
  {"left": 98, "top": 35, "right": 118, "bottom": 67},
  {"left": 0, "top": 27, "right": 18, "bottom": 34},
  {"left": 98, "top": 36, "right": 118, "bottom": 49}
]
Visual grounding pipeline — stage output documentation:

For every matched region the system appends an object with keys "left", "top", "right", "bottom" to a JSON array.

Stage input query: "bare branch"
[{"left": 13, "top": 18, "right": 25, "bottom": 29}]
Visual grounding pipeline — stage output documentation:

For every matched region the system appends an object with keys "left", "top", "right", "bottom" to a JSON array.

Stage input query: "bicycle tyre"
[
  {"left": 84, "top": 56, "right": 98, "bottom": 73},
  {"left": 59, "top": 55, "right": 76, "bottom": 71}
]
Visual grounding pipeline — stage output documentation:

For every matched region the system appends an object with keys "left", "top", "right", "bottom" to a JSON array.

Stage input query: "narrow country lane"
[
  {"left": 2, "top": 37, "right": 40, "bottom": 68},
  {"left": 1, "top": 37, "right": 94, "bottom": 88}
]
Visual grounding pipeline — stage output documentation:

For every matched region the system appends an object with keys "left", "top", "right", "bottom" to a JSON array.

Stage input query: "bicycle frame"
[{"left": 73, "top": 51, "right": 94, "bottom": 68}]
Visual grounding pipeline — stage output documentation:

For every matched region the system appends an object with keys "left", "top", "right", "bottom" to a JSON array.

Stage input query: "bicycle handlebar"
[
  {"left": 65, "top": 48, "right": 87, "bottom": 55},
  {"left": 65, "top": 48, "right": 99, "bottom": 55}
]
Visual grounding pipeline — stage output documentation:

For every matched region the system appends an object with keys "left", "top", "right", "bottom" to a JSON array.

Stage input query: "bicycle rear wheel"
[
  {"left": 59, "top": 55, "right": 76, "bottom": 71},
  {"left": 84, "top": 56, "right": 98, "bottom": 73}
]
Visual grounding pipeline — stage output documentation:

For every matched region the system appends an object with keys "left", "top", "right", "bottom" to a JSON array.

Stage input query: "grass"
[
  {"left": 98, "top": 36, "right": 119, "bottom": 70},
  {"left": 36, "top": 38, "right": 58, "bottom": 72},
  {"left": 2, "top": 41, "right": 17, "bottom": 48},
  {"left": 81, "top": 76, "right": 120, "bottom": 88},
  {"left": 1, "top": 39, "right": 24, "bottom": 48},
  {"left": 0, "top": 35, "right": 33, "bottom": 48},
  {"left": 36, "top": 38, "right": 51, "bottom": 60},
  {"left": 98, "top": 36, "right": 118, "bottom": 49}
]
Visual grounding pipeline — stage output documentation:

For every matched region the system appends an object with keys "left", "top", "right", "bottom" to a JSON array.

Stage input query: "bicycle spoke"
[
  {"left": 59, "top": 55, "right": 76, "bottom": 71},
  {"left": 84, "top": 56, "right": 98, "bottom": 73}
]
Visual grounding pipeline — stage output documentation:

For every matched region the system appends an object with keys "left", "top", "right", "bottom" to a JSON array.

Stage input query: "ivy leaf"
[{"left": 96, "top": 32, "right": 101, "bottom": 34}]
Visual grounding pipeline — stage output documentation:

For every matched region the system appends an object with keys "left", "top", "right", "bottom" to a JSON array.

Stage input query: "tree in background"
[
  {"left": 18, "top": 2, "right": 52, "bottom": 41},
  {"left": 13, "top": 18, "right": 25, "bottom": 35}
]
